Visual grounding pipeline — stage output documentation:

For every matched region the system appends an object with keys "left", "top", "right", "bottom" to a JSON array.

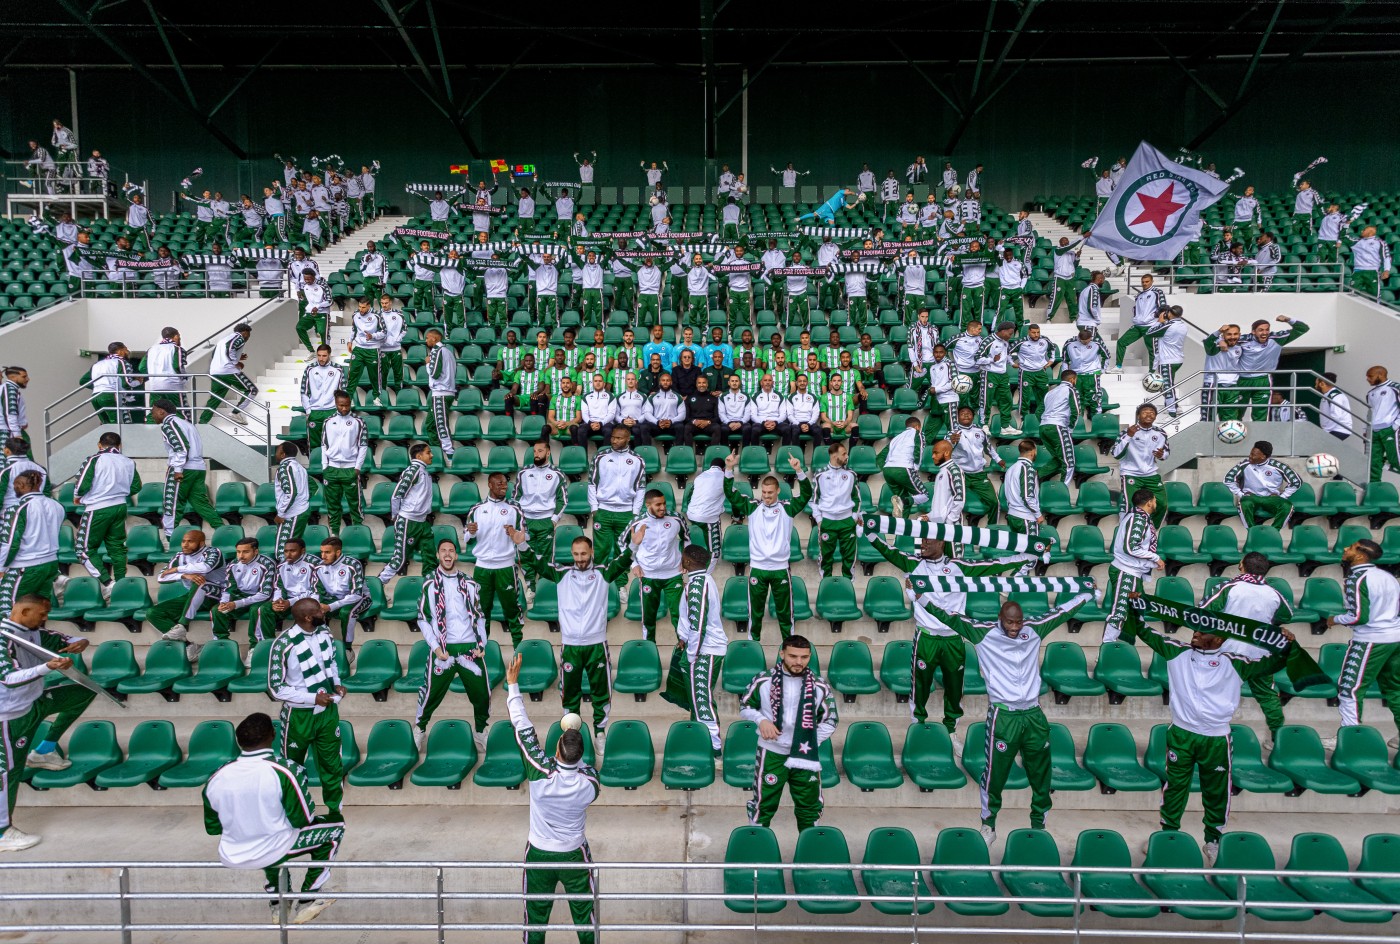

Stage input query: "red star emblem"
[{"left": 1129, "top": 183, "right": 1186, "bottom": 234}]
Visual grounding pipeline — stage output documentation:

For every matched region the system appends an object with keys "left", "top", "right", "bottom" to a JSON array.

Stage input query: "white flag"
[{"left": 1086, "top": 141, "right": 1230, "bottom": 262}]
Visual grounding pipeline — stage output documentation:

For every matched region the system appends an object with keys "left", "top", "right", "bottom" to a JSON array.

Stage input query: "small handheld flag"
[
  {"left": 449, "top": 165, "right": 470, "bottom": 175},
  {"left": 489, "top": 158, "right": 508, "bottom": 174}
]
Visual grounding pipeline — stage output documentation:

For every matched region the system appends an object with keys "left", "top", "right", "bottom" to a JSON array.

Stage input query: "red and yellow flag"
[{"left": 489, "top": 158, "right": 508, "bottom": 174}]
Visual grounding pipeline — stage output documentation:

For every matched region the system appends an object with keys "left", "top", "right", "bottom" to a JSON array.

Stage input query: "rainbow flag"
[{"left": 489, "top": 158, "right": 508, "bottom": 174}]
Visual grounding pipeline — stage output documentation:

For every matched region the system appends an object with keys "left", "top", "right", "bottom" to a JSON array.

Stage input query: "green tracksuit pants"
[
  {"left": 279, "top": 704, "right": 343, "bottom": 817},
  {"left": 1236, "top": 375, "right": 1271, "bottom": 421},
  {"left": 1337, "top": 639, "right": 1400, "bottom": 729},
  {"left": 421, "top": 395, "right": 455, "bottom": 457},
  {"left": 477, "top": 564, "right": 525, "bottom": 648},
  {"left": 1121, "top": 473, "right": 1168, "bottom": 529},
  {"left": 581, "top": 289, "right": 603, "bottom": 328},
  {"left": 816, "top": 517, "right": 857, "bottom": 580},
  {"left": 1239, "top": 494, "right": 1292, "bottom": 530},
  {"left": 274, "top": 512, "right": 310, "bottom": 559},
  {"left": 980, "top": 704, "right": 1051, "bottom": 831},
  {"left": 1210, "top": 385, "right": 1244, "bottom": 421},
  {"left": 999, "top": 288, "right": 1025, "bottom": 328},
  {"left": 1006, "top": 515, "right": 1040, "bottom": 537},
  {"left": 295, "top": 311, "right": 328, "bottom": 353},
  {"left": 612, "top": 279, "right": 635, "bottom": 315},
  {"left": 1158, "top": 724, "right": 1231, "bottom": 845},
  {"left": 1248, "top": 676, "right": 1286, "bottom": 738},
  {"left": 306, "top": 409, "right": 335, "bottom": 452},
  {"left": 1351, "top": 269, "right": 1381, "bottom": 299},
  {"left": 964, "top": 471, "right": 998, "bottom": 525},
  {"left": 162, "top": 469, "right": 223, "bottom": 534},
  {"left": 847, "top": 297, "right": 869, "bottom": 332},
  {"left": 263, "top": 822, "right": 344, "bottom": 896},
  {"left": 3, "top": 685, "right": 96, "bottom": 831},
  {"left": 640, "top": 575, "right": 682, "bottom": 644},
  {"left": 592, "top": 510, "right": 633, "bottom": 581},
  {"left": 1074, "top": 372, "right": 1104, "bottom": 420},
  {"left": 727, "top": 290, "right": 752, "bottom": 332},
  {"left": 379, "top": 517, "right": 434, "bottom": 581},
  {"left": 410, "top": 279, "right": 435, "bottom": 312},
  {"left": 912, "top": 632, "right": 966, "bottom": 732},
  {"left": 686, "top": 298, "right": 707, "bottom": 330},
  {"left": 200, "top": 371, "right": 257, "bottom": 424},
  {"left": 415, "top": 644, "right": 490, "bottom": 734},
  {"left": 524, "top": 842, "right": 595, "bottom": 944},
  {"left": 884, "top": 467, "right": 930, "bottom": 509},
  {"left": 76, "top": 504, "right": 128, "bottom": 583},
  {"left": 1046, "top": 278, "right": 1076, "bottom": 320},
  {"left": 212, "top": 600, "right": 277, "bottom": 646},
  {"left": 523, "top": 518, "right": 555, "bottom": 592},
  {"left": 560, "top": 642, "right": 611, "bottom": 735},
  {"left": 747, "top": 568, "right": 794, "bottom": 643},
  {"left": 321, "top": 467, "right": 363, "bottom": 534},
  {"left": 1115, "top": 325, "right": 1156, "bottom": 370},
  {"left": 146, "top": 584, "right": 208, "bottom": 635},
  {"left": 748, "top": 745, "right": 823, "bottom": 831},
  {"left": 1102, "top": 564, "right": 1146, "bottom": 642},
  {"left": 1371, "top": 428, "right": 1400, "bottom": 483},
  {"left": 978, "top": 373, "right": 1012, "bottom": 426},
  {"left": 786, "top": 292, "right": 810, "bottom": 330},
  {"left": 1038, "top": 424, "right": 1075, "bottom": 486},
  {"left": 442, "top": 295, "right": 465, "bottom": 329},
  {"left": 638, "top": 294, "right": 660, "bottom": 326},
  {"left": 486, "top": 298, "right": 508, "bottom": 329},
  {"left": 663, "top": 650, "right": 723, "bottom": 751},
  {"left": 344, "top": 349, "right": 383, "bottom": 405},
  {"left": 959, "top": 285, "right": 986, "bottom": 326}
]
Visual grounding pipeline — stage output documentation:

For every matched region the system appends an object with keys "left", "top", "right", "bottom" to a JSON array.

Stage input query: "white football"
[
  {"left": 1216, "top": 420, "right": 1247, "bottom": 444},
  {"left": 951, "top": 372, "right": 974, "bottom": 394},
  {"left": 1306, "top": 453, "right": 1341, "bottom": 478},
  {"left": 648, "top": 195, "right": 659, "bottom": 206},
  {"left": 857, "top": 192, "right": 867, "bottom": 202},
  {"left": 1141, "top": 372, "right": 1165, "bottom": 393},
  {"left": 560, "top": 712, "right": 583, "bottom": 732}
]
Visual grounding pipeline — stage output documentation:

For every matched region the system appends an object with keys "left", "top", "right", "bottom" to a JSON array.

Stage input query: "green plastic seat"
[
  {"left": 381, "top": 576, "right": 425, "bottom": 622},
  {"left": 612, "top": 639, "right": 662, "bottom": 699},
  {"left": 1228, "top": 724, "right": 1295, "bottom": 793},
  {"left": 341, "top": 638, "right": 403, "bottom": 697},
  {"left": 930, "top": 826, "right": 1009, "bottom": 916},
  {"left": 827, "top": 640, "right": 879, "bottom": 700},
  {"left": 1071, "top": 828, "right": 1157, "bottom": 918},
  {"left": 514, "top": 638, "right": 558, "bottom": 698},
  {"left": 1093, "top": 640, "right": 1163, "bottom": 701},
  {"left": 214, "top": 481, "right": 250, "bottom": 518},
  {"left": 1284, "top": 833, "right": 1392, "bottom": 922},
  {"left": 1269, "top": 724, "right": 1362, "bottom": 795},
  {"left": 1142, "top": 831, "right": 1235, "bottom": 920},
  {"left": 171, "top": 639, "right": 245, "bottom": 695},
  {"left": 1157, "top": 525, "right": 1209, "bottom": 571},
  {"left": 1199, "top": 525, "right": 1241, "bottom": 574},
  {"left": 227, "top": 640, "right": 274, "bottom": 694},
  {"left": 27, "top": 720, "right": 121, "bottom": 789},
  {"left": 543, "top": 722, "right": 596, "bottom": 767},
  {"left": 960, "top": 721, "right": 1027, "bottom": 789},
  {"left": 793, "top": 826, "right": 860, "bottom": 914},
  {"left": 410, "top": 719, "right": 478, "bottom": 788},
  {"left": 1047, "top": 722, "right": 1096, "bottom": 791},
  {"left": 86, "top": 639, "right": 139, "bottom": 688},
  {"left": 95, "top": 720, "right": 182, "bottom": 789},
  {"left": 1290, "top": 524, "right": 1339, "bottom": 571},
  {"left": 302, "top": 720, "right": 360, "bottom": 787},
  {"left": 1242, "top": 524, "right": 1304, "bottom": 566},
  {"left": 722, "top": 720, "right": 758, "bottom": 788},
  {"left": 861, "top": 826, "right": 934, "bottom": 915},
  {"left": 661, "top": 720, "right": 714, "bottom": 790},
  {"left": 1064, "top": 525, "right": 1111, "bottom": 573},
  {"left": 1075, "top": 481, "right": 1117, "bottom": 522},
  {"left": 841, "top": 721, "right": 902, "bottom": 791},
  {"left": 1164, "top": 480, "right": 1204, "bottom": 521},
  {"left": 879, "top": 639, "right": 914, "bottom": 697},
  {"left": 597, "top": 719, "right": 653, "bottom": 789},
  {"left": 723, "top": 826, "right": 786, "bottom": 914},
  {"left": 1298, "top": 576, "right": 1347, "bottom": 624},
  {"left": 1002, "top": 828, "right": 1075, "bottom": 917},
  {"left": 1331, "top": 724, "right": 1400, "bottom": 794},
  {"left": 861, "top": 575, "right": 913, "bottom": 632},
  {"left": 47, "top": 576, "right": 103, "bottom": 623},
  {"left": 1041, "top": 641, "right": 1105, "bottom": 701},
  {"left": 1084, "top": 722, "right": 1159, "bottom": 793},
  {"left": 814, "top": 576, "right": 861, "bottom": 630},
  {"left": 473, "top": 720, "right": 526, "bottom": 788},
  {"left": 159, "top": 720, "right": 237, "bottom": 788},
  {"left": 901, "top": 722, "right": 967, "bottom": 791},
  {"left": 1212, "top": 831, "right": 1314, "bottom": 921},
  {"left": 722, "top": 639, "right": 767, "bottom": 694},
  {"left": 664, "top": 444, "right": 698, "bottom": 481},
  {"left": 1358, "top": 834, "right": 1400, "bottom": 905},
  {"left": 116, "top": 639, "right": 191, "bottom": 694},
  {"left": 85, "top": 577, "right": 152, "bottom": 624}
]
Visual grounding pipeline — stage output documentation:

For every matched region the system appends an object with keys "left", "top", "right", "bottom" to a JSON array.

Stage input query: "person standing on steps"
[
  {"left": 268, "top": 598, "right": 346, "bottom": 824},
  {"left": 299, "top": 346, "right": 343, "bottom": 453},
  {"left": 73, "top": 431, "right": 140, "bottom": 602},
  {"left": 413, "top": 539, "right": 491, "bottom": 753},
  {"left": 153, "top": 399, "right": 223, "bottom": 537},
  {"left": 463, "top": 472, "right": 527, "bottom": 651},
  {"left": 320, "top": 392, "right": 367, "bottom": 536},
  {"left": 1323, "top": 539, "right": 1400, "bottom": 752},
  {"left": 723, "top": 452, "right": 812, "bottom": 644}
]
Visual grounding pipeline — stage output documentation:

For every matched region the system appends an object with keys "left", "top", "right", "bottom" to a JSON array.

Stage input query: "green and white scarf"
[
  {"left": 862, "top": 515, "right": 1053, "bottom": 559},
  {"left": 290, "top": 626, "right": 338, "bottom": 694},
  {"left": 763, "top": 667, "right": 828, "bottom": 771}
]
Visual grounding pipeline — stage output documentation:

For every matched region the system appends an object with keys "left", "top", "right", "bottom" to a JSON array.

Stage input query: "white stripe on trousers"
[
  {"left": 75, "top": 510, "right": 101, "bottom": 579},
  {"left": 1338, "top": 640, "right": 1373, "bottom": 727},
  {"left": 979, "top": 705, "right": 999, "bottom": 822}
]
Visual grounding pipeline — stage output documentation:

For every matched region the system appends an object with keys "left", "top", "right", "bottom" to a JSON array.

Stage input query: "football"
[
  {"left": 1216, "top": 420, "right": 1247, "bottom": 444},
  {"left": 1141, "top": 372, "right": 1165, "bottom": 393},
  {"left": 857, "top": 192, "right": 867, "bottom": 202},
  {"left": 1306, "top": 452, "right": 1341, "bottom": 478},
  {"left": 951, "top": 372, "right": 974, "bottom": 394},
  {"left": 560, "top": 712, "right": 583, "bottom": 731}
]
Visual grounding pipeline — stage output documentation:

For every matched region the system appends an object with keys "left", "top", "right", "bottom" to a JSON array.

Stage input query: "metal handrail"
[
  {"left": 74, "top": 271, "right": 291, "bottom": 303},
  {"left": 3, "top": 858, "right": 1399, "bottom": 943},
  {"left": 3, "top": 159, "right": 145, "bottom": 199},
  {"left": 1117, "top": 260, "right": 1349, "bottom": 297}
]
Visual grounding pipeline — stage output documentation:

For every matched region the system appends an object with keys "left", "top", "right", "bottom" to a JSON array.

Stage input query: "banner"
[
  {"left": 1126, "top": 594, "right": 1327, "bottom": 688},
  {"left": 1086, "top": 141, "right": 1231, "bottom": 262},
  {"left": 393, "top": 226, "right": 452, "bottom": 241}
]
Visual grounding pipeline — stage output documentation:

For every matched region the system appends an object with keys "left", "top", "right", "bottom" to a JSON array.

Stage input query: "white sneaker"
[
  {"left": 1389, "top": 736, "right": 1400, "bottom": 751},
  {"left": 100, "top": 581, "right": 114, "bottom": 603},
  {"left": 0, "top": 828, "right": 41, "bottom": 852},
  {"left": 161, "top": 625, "right": 188, "bottom": 642},
  {"left": 243, "top": 651, "right": 253, "bottom": 669},
  {"left": 981, "top": 425, "right": 993, "bottom": 435},
  {"left": 1262, "top": 738, "right": 1273, "bottom": 753},
  {"left": 890, "top": 495, "right": 904, "bottom": 519},
  {"left": 1105, "top": 365, "right": 1123, "bottom": 375},
  {"left": 345, "top": 650, "right": 357, "bottom": 670},
  {"left": 949, "top": 732, "right": 964, "bottom": 757},
  {"left": 1203, "top": 841, "right": 1219, "bottom": 868},
  {"left": 185, "top": 642, "right": 203, "bottom": 663},
  {"left": 52, "top": 574, "right": 69, "bottom": 601},
  {"left": 473, "top": 730, "right": 488, "bottom": 752},
  {"left": 25, "top": 751, "right": 70, "bottom": 771},
  {"left": 1000, "top": 426, "right": 1023, "bottom": 436},
  {"left": 228, "top": 411, "right": 249, "bottom": 426},
  {"left": 1319, "top": 735, "right": 1338, "bottom": 752},
  {"left": 980, "top": 824, "right": 996, "bottom": 847},
  {"left": 413, "top": 728, "right": 425, "bottom": 751},
  {"left": 292, "top": 898, "right": 336, "bottom": 925}
]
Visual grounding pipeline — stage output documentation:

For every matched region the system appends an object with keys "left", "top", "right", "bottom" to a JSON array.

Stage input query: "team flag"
[
  {"left": 1086, "top": 141, "right": 1230, "bottom": 262},
  {"left": 489, "top": 158, "right": 508, "bottom": 174}
]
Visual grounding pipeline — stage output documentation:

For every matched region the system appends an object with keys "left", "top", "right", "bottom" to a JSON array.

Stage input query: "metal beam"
[
  {"left": 946, "top": 0, "right": 1042, "bottom": 153},
  {"left": 206, "top": 39, "right": 283, "bottom": 120},
  {"left": 981, "top": 0, "right": 1041, "bottom": 94},
  {"left": 376, "top": 0, "right": 443, "bottom": 100},
  {"left": 142, "top": 0, "right": 198, "bottom": 110},
  {"left": 1155, "top": 40, "right": 1228, "bottom": 110},
  {"left": 455, "top": 41, "right": 534, "bottom": 122},
  {"left": 700, "top": 0, "right": 717, "bottom": 161},
  {"left": 887, "top": 39, "right": 963, "bottom": 117},
  {"left": 968, "top": 0, "right": 999, "bottom": 97},
  {"left": 53, "top": 0, "right": 247, "bottom": 159},
  {"left": 1187, "top": 0, "right": 1362, "bottom": 149},
  {"left": 1237, "top": 0, "right": 1286, "bottom": 98},
  {"left": 376, "top": 41, "right": 482, "bottom": 156},
  {"left": 425, "top": 0, "right": 453, "bottom": 103},
  {"left": 715, "top": 34, "right": 796, "bottom": 119}
]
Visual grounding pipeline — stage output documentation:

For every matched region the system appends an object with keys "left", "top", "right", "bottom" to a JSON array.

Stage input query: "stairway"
[{"left": 248, "top": 215, "right": 410, "bottom": 437}]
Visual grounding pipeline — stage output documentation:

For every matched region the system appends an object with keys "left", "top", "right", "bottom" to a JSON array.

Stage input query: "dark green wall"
[{"left": 6, "top": 58, "right": 1397, "bottom": 212}]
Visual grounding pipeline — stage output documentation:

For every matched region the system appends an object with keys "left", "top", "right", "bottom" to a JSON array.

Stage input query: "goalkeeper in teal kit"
[{"left": 798, "top": 188, "right": 857, "bottom": 225}]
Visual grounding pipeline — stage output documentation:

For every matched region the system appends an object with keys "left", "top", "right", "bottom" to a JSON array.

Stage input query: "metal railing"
[
  {"left": 3, "top": 858, "right": 1399, "bottom": 943},
  {"left": 1120, "top": 260, "right": 1350, "bottom": 297},
  {"left": 3, "top": 159, "right": 144, "bottom": 200},
  {"left": 74, "top": 271, "right": 291, "bottom": 301}
]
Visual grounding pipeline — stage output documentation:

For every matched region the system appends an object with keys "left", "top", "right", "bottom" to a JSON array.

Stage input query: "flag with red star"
[{"left": 1086, "top": 141, "right": 1231, "bottom": 262}]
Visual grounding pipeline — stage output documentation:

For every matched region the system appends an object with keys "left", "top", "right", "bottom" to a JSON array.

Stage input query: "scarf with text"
[
  {"left": 612, "top": 249, "right": 676, "bottom": 260},
  {"left": 798, "top": 226, "right": 869, "bottom": 239},
  {"left": 392, "top": 226, "right": 451, "bottom": 241},
  {"left": 712, "top": 261, "right": 763, "bottom": 273},
  {"left": 909, "top": 573, "right": 1092, "bottom": 594},
  {"left": 765, "top": 666, "right": 824, "bottom": 771},
  {"left": 1125, "top": 594, "right": 1326, "bottom": 687},
  {"left": 768, "top": 266, "right": 828, "bottom": 277},
  {"left": 114, "top": 258, "right": 178, "bottom": 270},
  {"left": 422, "top": 569, "right": 484, "bottom": 674}
]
